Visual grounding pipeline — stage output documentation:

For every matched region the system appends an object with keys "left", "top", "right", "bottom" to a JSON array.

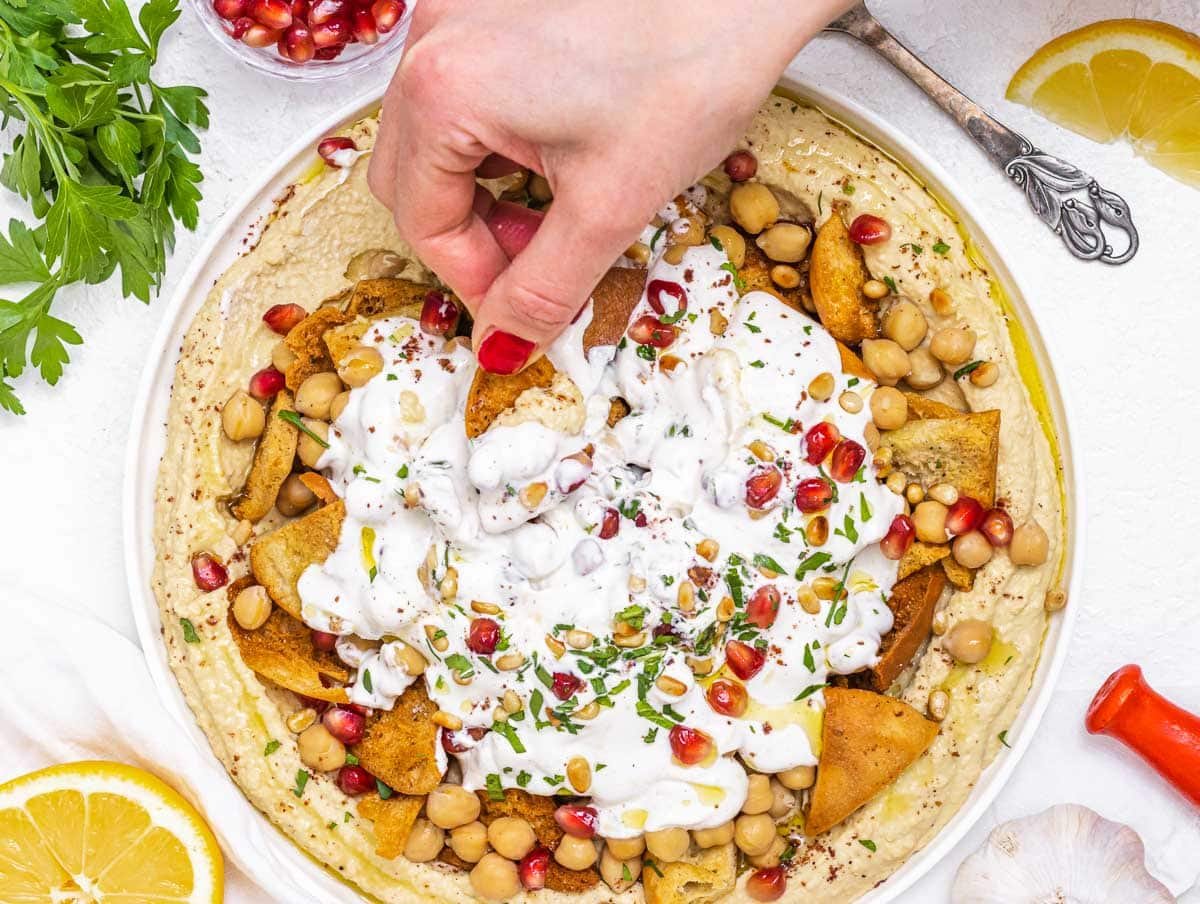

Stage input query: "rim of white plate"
[{"left": 122, "top": 79, "right": 1084, "bottom": 902}]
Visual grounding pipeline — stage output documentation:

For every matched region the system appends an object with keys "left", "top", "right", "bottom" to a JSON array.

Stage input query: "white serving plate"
[{"left": 123, "top": 79, "right": 1083, "bottom": 902}]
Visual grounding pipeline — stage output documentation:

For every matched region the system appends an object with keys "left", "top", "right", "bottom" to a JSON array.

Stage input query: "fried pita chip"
[
  {"left": 806, "top": 688, "right": 938, "bottom": 836},
  {"left": 249, "top": 500, "right": 345, "bottom": 619},
  {"left": 345, "top": 277, "right": 432, "bottom": 318},
  {"left": 231, "top": 391, "right": 299, "bottom": 523},
  {"left": 357, "top": 793, "right": 423, "bottom": 859},
  {"left": 351, "top": 684, "right": 441, "bottom": 795},
  {"left": 879, "top": 409, "right": 1001, "bottom": 506},
  {"left": 737, "top": 241, "right": 810, "bottom": 312},
  {"left": 464, "top": 356, "right": 557, "bottom": 439},
  {"left": 837, "top": 341, "right": 874, "bottom": 382},
  {"left": 942, "top": 555, "right": 976, "bottom": 591},
  {"left": 809, "top": 211, "right": 880, "bottom": 345},
  {"left": 898, "top": 541, "right": 950, "bottom": 581},
  {"left": 608, "top": 396, "right": 631, "bottom": 427},
  {"left": 904, "top": 392, "right": 964, "bottom": 420},
  {"left": 284, "top": 307, "right": 352, "bottom": 391},
  {"left": 642, "top": 842, "right": 736, "bottom": 904},
  {"left": 227, "top": 605, "right": 348, "bottom": 703},
  {"left": 581, "top": 267, "right": 648, "bottom": 350},
  {"left": 297, "top": 471, "right": 338, "bottom": 504},
  {"left": 322, "top": 318, "right": 372, "bottom": 368},
  {"left": 865, "top": 567, "right": 946, "bottom": 691}
]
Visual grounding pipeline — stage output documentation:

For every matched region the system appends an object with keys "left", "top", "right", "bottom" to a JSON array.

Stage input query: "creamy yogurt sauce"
[{"left": 297, "top": 204, "right": 905, "bottom": 836}]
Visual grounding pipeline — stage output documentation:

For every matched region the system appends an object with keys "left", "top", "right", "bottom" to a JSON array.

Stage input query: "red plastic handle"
[{"left": 1086, "top": 664, "right": 1200, "bottom": 807}]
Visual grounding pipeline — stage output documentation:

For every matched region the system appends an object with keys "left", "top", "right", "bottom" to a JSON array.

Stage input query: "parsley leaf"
[{"left": 179, "top": 617, "right": 199, "bottom": 644}]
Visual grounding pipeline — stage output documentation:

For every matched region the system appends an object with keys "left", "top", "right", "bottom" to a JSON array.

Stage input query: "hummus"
[{"left": 151, "top": 98, "right": 1064, "bottom": 903}]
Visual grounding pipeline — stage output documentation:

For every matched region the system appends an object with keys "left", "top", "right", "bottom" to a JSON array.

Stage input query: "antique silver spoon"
[{"left": 825, "top": 3, "right": 1139, "bottom": 265}]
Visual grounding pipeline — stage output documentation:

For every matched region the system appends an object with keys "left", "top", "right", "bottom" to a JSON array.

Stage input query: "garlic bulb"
[{"left": 952, "top": 804, "right": 1172, "bottom": 903}]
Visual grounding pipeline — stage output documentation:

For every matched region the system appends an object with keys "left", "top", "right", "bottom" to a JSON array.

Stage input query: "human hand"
[{"left": 368, "top": 0, "right": 852, "bottom": 373}]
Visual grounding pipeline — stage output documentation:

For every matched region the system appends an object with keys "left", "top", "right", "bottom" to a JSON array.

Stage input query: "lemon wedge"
[
  {"left": 0, "top": 761, "right": 223, "bottom": 903},
  {"left": 1006, "top": 18, "right": 1200, "bottom": 187}
]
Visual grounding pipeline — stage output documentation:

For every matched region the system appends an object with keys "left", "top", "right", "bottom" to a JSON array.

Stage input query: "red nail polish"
[{"left": 477, "top": 329, "right": 535, "bottom": 375}]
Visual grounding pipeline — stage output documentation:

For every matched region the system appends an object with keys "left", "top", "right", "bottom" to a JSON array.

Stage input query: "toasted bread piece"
[
  {"left": 226, "top": 605, "right": 349, "bottom": 703},
  {"left": 837, "top": 341, "right": 874, "bottom": 382},
  {"left": 472, "top": 788, "right": 600, "bottom": 891},
  {"left": 642, "top": 842, "right": 737, "bottom": 904},
  {"left": 297, "top": 471, "right": 338, "bottom": 504},
  {"left": 608, "top": 396, "right": 631, "bottom": 427},
  {"left": 351, "top": 685, "right": 442, "bottom": 795},
  {"left": 581, "top": 267, "right": 647, "bottom": 350},
  {"left": 284, "top": 306, "right": 352, "bottom": 390},
  {"left": 231, "top": 391, "right": 299, "bottom": 523},
  {"left": 345, "top": 277, "right": 432, "bottom": 319},
  {"left": 737, "top": 241, "right": 810, "bottom": 312},
  {"left": 806, "top": 688, "right": 938, "bottom": 836},
  {"left": 322, "top": 318, "right": 372, "bottom": 368},
  {"left": 942, "top": 555, "right": 976, "bottom": 591},
  {"left": 898, "top": 541, "right": 950, "bottom": 581},
  {"left": 249, "top": 500, "right": 345, "bottom": 619},
  {"left": 809, "top": 212, "right": 880, "bottom": 345},
  {"left": 357, "top": 793, "right": 423, "bottom": 859},
  {"left": 464, "top": 356, "right": 557, "bottom": 440},
  {"left": 880, "top": 409, "right": 1001, "bottom": 507},
  {"left": 904, "top": 392, "right": 964, "bottom": 420},
  {"left": 865, "top": 567, "right": 946, "bottom": 691}
]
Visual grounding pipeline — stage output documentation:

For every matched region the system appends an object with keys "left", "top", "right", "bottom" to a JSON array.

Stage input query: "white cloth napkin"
[{"left": 0, "top": 594, "right": 356, "bottom": 903}]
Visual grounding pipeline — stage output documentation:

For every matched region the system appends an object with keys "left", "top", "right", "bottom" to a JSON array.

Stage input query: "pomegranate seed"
[
  {"left": 419, "top": 291, "right": 458, "bottom": 336},
  {"left": 477, "top": 329, "right": 535, "bottom": 375},
  {"left": 228, "top": 15, "right": 254, "bottom": 38},
  {"left": 980, "top": 508, "right": 1014, "bottom": 546},
  {"left": 248, "top": 0, "right": 292, "bottom": 28},
  {"left": 747, "top": 866, "right": 787, "bottom": 901},
  {"left": 279, "top": 23, "right": 315, "bottom": 61},
  {"left": 804, "top": 422, "right": 841, "bottom": 465},
  {"left": 633, "top": 511, "right": 648, "bottom": 528},
  {"left": 706, "top": 679, "right": 748, "bottom": 717},
  {"left": 322, "top": 706, "right": 366, "bottom": 744},
  {"left": 745, "top": 466, "right": 782, "bottom": 509},
  {"left": 371, "top": 0, "right": 404, "bottom": 31},
  {"left": 551, "top": 672, "right": 583, "bottom": 700},
  {"left": 314, "top": 43, "right": 345, "bottom": 59},
  {"left": 241, "top": 23, "right": 281, "bottom": 46},
  {"left": 628, "top": 314, "right": 677, "bottom": 348},
  {"left": 668, "top": 725, "right": 714, "bottom": 765},
  {"left": 725, "top": 640, "right": 766, "bottom": 681},
  {"left": 292, "top": 0, "right": 309, "bottom": 15},
  {"left": 598, "top": 507, "right": 620, "bottom": 539},
  {"left": 518, "top": 847, "right": 550, "bottom": 890},
  {"left": 440, "top": 726, "right": 487, "bottom": 754},
  {"left": 214, "top": 0, "right": 248, "bottom": 19},
  {"left": 467, "top": 618, "right": 500, "bottom": 655},
  {"left": 308, "top": 0, "right": 348, "bottom": 23},
  {"left": 746, "top": 585, "right": 781, "bottom": 629},
  {"left": 555, "top": 451, "right": 592, "bottom": 494},
  {"left": 310, "top": 16, "right": 350, "bottom": 47},
  {"left": 794, "top": 477, "right": 833, "bottom": 514},
  {"left": 945, "top": 496, "right": 984, "bottom": 536},
  {"left": 248, "top": 366, "right": 285, "bottom": 400},
  {"left": 723, "top": 150, "right": 758, "bottom": 182},
  {"left": 262, "top": 302, "right": 306, "bottom": 334},
  {"left": 880, "top": 514, "right": 915, "bottom": 560},
  {"left": 343, "top": 702, "right": 370, "bottom": 716},
  {"left": 647, "top": 279, "right": 688, "bottom": 316},
  {"left": 312, "top": 630, "right": 337, "bottom": 652},
  {"left": 829, "top": 439, "right": 866, "bottom": 483},
  {"left": 336, "top": 764, "right": 376, "bottom": 795},
  {"left": 554, "top": 804, "right": 598, "bottom": 839},
  {"left": 191, "top": 553, "right": 227, "bottom": 591},
  {"left": 351, "top": 9, "right": 378, "bottom": 42},
  {"left": 848, "top": 213, "right": 892, "bottom": 245},
  {"left": 317, "top": 135, "right": 356, "bottom": 167}
]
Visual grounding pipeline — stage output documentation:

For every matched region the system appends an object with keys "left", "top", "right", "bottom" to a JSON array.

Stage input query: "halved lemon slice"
[
  {"left": 0, "top": 761, "right": 223, "bottom": 903},
  {"left": 1006, "top": 18, "right": 1200, "bottom": 187}
]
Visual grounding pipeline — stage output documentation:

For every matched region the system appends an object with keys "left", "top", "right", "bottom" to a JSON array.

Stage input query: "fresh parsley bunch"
[{"left": 0, "top": 0, "right": 207, "bottom": 414}]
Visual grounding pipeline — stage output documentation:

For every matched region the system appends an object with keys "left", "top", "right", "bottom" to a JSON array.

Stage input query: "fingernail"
[{"left": 477, "top": 329, "right": 536, "bottom": 375}]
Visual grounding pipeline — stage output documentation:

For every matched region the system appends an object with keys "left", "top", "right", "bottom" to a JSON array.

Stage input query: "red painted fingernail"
[{"left": 477, "top": 329, "right": 535, "bottom": 375}]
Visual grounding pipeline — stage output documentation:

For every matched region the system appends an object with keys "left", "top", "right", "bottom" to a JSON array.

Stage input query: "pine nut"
[
  {"left": 931, "top": 611, "right": 949, "bottom": 636},
  {"left": 969, "top": 362, "right": 999, "bottom": 387},
  {"left": 813, "top": 576, "right": 840, "bottom": 600},
  {"left": 471, "top": 600, "right": 501, "bottom": 615},
  {"left": 628, "top": 575, "right": 647, "bottom": 593},
  {"left": 749, "top": 440, "right": 775, "bottom": 462},
  {"left": 839, "top": 391, "right": 863, "bottom": 413},
  {"left": 862, "top": 279, "right": 889, "bottom": 300},
  {"left": 574, "top": 701, "right": 601, "bottom": 720},
  {"left": 886, "top": 471, "right": 908, "bottom": 495},
  {"left": 930, "top": 287, "right": 955, "bottom": 316},
  {"left": 797, "top": 585, "right": 821, "bottom": 615},
  {"left": 425, "top": 624, "right": 449, "bottom": 652},
  {"left": 231, "top": 519, "right": 253, "bottom": 546},
  {"left": 519, "top": 482, "right": 548, "bottom": 509},
  {"left": 502, "top": 690, "right": 523, "bottom": 713},
  {"left": 929, "top": 483, "right": 959, "bottom": 506},
  {"left": 806, "top": 516, "right": 829, "bottom": 546},
  {"left": 566, "top": 629, "right": 594, "bottom": 649},
  {"left": 439, "top": 567, "right": 459, "bottom": 602},
  {"left": 808, "top": 372, "right": 835, "bottom": 401},
  {"left": 496, "top": 652, "right": 526, "bottom": 670},
  {"left": 709, "top": 309, "right": 729, "bottom": 336},
  {"left": 287, "top": 708, "right": 317, "bottom": 733},
  {"left": 493, "top": 707, "right": 509, "bottom": 723},
  {"left": 394, "top": 642, "right": 428, "bottom": 676},
  {"left": 453, "top": 670, "right": 473, "bottom": 686},
  {"left": 716, "top": 596, "right": 735, "bottom": 622},
  {"left": 404, "top": 481, "right": 422, "bottom": 508},
  {"left": 1044, "top": 589, "right": 1067, "bottom": 612},
  {"left": 655, "top": 675, "right": 688, "bottom": 697},
  {"left": 432, "top": 711, "right": 463, "bottom": 730},
  {"left": 697, "top": 539, "right": 719, "bottom": 562},
  {"left": 544, "top": 634, "right": 566, "bottom": 659},
  {"left": 677, "top": 581, "right": 696, "bottom": 612},
  {"left": 905, "top": 483, "right": 925, "bottom": 505},
  {"left": 686, "top": 655, "right": 714, "bottom": 676},
  {"left": 567, "top": 757, "right": 592, "bottom": 793},
  {"left": 613, "top": 631, "right": 646, "bottom": 648},
  {"left": 928, "top": 690, "right": 949, "bottom": 721}
]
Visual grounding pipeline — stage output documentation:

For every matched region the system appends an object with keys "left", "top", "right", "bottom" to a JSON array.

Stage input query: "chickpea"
[
  {"left": 271, "top": 341, "right": 298, "bottom": 373},
  {"left": 606, "top": 835, "right": 645, "bottom": 860},
  {"left": 425, "top": 784, "right": 481, "bottom": 830},
  {"left": 295, "top": 371, "right": 344, "bottom": 420},
  {"left": 232, "top": 584, "right": 271, "bottom": 630},
  {"left": 692, "top": 822, "right": 735, "bottom": 849},
  {"left": 905, "top": 348, "right": 944, "bottom": 390},
  {"left": 276, "top": 473, "right": 317, "bottom": 517},
  {"left": 709, "top": 225, "right": 746, "bottom": 268},
  {"left": 882, "top": 299, "right": 928, "bottom": 351},
  {"left": 733, "top": 814, "right": 776, "bottom": 857},
  {"left": 296, "top": 724, "right": 344, "bottom": 772},
  {"left": 599, "top": 847, "right": 640, "bottom": 893},
  {"left": 913, "top": 500, "right": 948, "bottom": 543},
  {"left": 296, "top": 418, "right": 330, "bottom": 469},
  {"left": 645, "top": 827, "right": 689, "bottom": 862},
  {"left": 748, "top": 835, "right": 788, "bottom": 869},
  {"left": 929, "top": 326, "right": 977, "bottom": 365},
  {"left": 776, "top": 765, "right": 815, "bottom": 791},
  {"left": 555, "top": 834, "right": 597, "bottom": 870},
  {"left": 969, "top": 361, "right": 1000, "bottom": 388},
  {"left": 222, "top": 390, "right": 265, "bottom": 441},
  {"left": 756, "top": 223, "right": 811, "bottom": 263},
  {"left": 768, "top": 780, "right": 796, "bottom": 820},
  {"left": 741, "top": 774, "right": 773, "bottom": 815},
  {"left": 1010, "top": 521, "right": 1050, "bottom": 566},
  {"left": 469, "top": 853, "right": 520, "bottom": 901},
  {"left": 449, "top": 821, "right": 489, "bottom": 863},
  {"left": 329, "top": 390, "right": 352, "bottom": 422},
  {"left": 729, "top": 183, "right": 779, "bottom": 235},
  {"left": 870, "top": 386, "right": 908, "bottom": 431},
  {"left": 337, "top": 345, "right": 384, "bottom": 388},
  {"left": 770, "top": 264, "right": 801, "bottom": 289},
  {"left": 487, "top": 817, "right": 536, "bottom": 860},
  {"left": 944, "top": 618, "right": 993, "bottom": 664},
  {"left": 952, "top": 531, "right": 993, "bottom": 569},
  {"left": 528, "top": 173, "right": 553, "bottom": 203},
  {"left": 862, "top": 279, "right": 890, "bottom": 300},
  {"left": 861, "top": 339, "right": 911, "bottom": 386},
  {"left": 403, "top": 819, "right": 444, "bottom": 863}
]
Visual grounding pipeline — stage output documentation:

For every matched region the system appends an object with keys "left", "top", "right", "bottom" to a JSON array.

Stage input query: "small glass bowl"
[{"left": 187, "top": 0, "right": 410, "bottom": 82}]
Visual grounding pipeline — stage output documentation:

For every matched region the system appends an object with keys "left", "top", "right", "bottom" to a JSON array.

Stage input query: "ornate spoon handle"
[{"left": 825, "top": 3, "right": 1139, "bottom": 265}]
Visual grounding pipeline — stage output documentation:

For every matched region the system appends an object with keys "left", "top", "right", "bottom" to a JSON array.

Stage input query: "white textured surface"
[{"left": 2, "top": 0, "right": 1199, "bottom": 900}]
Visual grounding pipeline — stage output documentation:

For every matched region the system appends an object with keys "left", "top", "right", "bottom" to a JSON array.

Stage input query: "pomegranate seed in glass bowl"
[{"left": 188, "top": 0, "right": 410, "bottom": 81}]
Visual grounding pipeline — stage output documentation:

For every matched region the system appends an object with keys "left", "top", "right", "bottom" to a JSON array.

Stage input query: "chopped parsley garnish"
[
  {"left": 617, "top": 498, "right": 642, "bottom": 521},
  {"left": 445, "top": 653, "right": 475, "bottom": 679},
  {"left": 650, "top": 223, "right": 668, "bottom": 250},
  {"left": 998, "top": 730, "right": 1011, "bottom": 748},
  {"left": 376, "top": 779, "right": 394, "bottom": 799},
  {"left": 709, "top": 234, "right": 723, "bottom": 251},
  {"left": 749, "top": 359, "right": 765, "bottom": 368},
  {"left": 860, "top": 493, "right": 873, "bottom": 522},
  {"left": 838, "top": 513, "right": 859, "bottom": 543},
  {"left": 179, "top": 617, "right": 199, "bottom": 644},
  {"left": 795, "top": 552, "right": 832, "bottom": 579},
  {"left": 933, "top": 241, "right": 951, "bottom": 254},
  {"left": 795, "top": 683, "right": 827, "bottom": 700},
  {"left": 485, "top": 773, "right": 505, "bottom": 801},
  {"left": 882, "top": 275, "right": 898, "bottom": 293},
  {"left": 636, "top": 344, "right": 657, "bottom": 361},
  {"left": 361, "top": 669, "right": 373, "bottom": 693},
  {"left": 803, "top": 643, "right": 816, "bottom": 673},
  {"left": 719, "top": 261, "right": 746, "bottom": 291},
  {"left": 953, "top": 360, "right": 984, "bottom": 380},
  {"left": 493, "top": 720, "right": 526, "bottom": 754},
  {"left": 660, "top": 308, "right": 687, "bottom": 325},
  {"left": 643, "top": 726, "right": 659, "bottom": 744},
  {"left": 636, "top": 700, "right": 677, "bottom": 730},
  {"left": 622, "top": 863, "right": 634, "bottom": 882},
  {"left": 278, "top": 410, "right": 330, "bottom": 447},
  {"left": 396, "top": 464, "right": 409, "bottom": 479},
  {"left": 264, "top": 739, "right": 281, "bottom": 756},
  {"left": 859, "top": 839, "right": 877, "bottom": 852},
  {"left": 752, "top": 553, "right": 785, "bottom": 575},
  {"left": 761, "top": 412, "right": 797, "bottom": 433},
  {"left": 842, "top": 182, "right": 856, "bottom": 195},
  {"left": 644, "top": 859, "right": 664, "bottom": 878},
  {"left": 773, "top": 523, "right": 793, "bottom": 544},
  {"left": 516, "top": 770, "right": 532, "bottom": 787},
  {"left": 292, "top": 770, "right": 309, "bottom": 798},
  {"left": 345, "top": 752, "right": 359, "bottom": 765},
  {"left": 901, "top": 242, "right": 924, "bottom": 254}
]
